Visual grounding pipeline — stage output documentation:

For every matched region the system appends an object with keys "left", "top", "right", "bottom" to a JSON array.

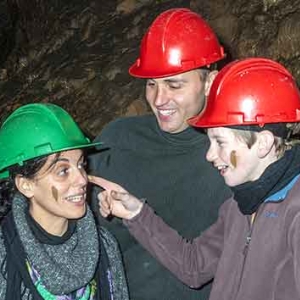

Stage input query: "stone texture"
[{"left": 0, "top": 0, "right": 300, "bottom": 137}]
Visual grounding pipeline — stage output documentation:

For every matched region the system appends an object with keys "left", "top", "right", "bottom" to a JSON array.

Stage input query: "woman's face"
[{"left": 18, "top": 149, "right": 88, "bottom": 235}]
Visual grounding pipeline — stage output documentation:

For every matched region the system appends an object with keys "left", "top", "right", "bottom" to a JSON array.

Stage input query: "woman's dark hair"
[{"left": 0, "top": 155, "right": 49, "bottom": 221}]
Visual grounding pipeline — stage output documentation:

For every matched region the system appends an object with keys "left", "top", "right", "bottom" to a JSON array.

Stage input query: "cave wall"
[{"left": 0, "top": 0, "right": 299, "bottom": 137}]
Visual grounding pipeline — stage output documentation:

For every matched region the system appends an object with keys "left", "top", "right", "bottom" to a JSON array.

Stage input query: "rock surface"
[{"left": 0, "top": 0, "right": 300, "bottom": 137}]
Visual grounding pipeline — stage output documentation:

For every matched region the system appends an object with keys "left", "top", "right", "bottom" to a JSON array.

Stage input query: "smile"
[
  {"left": 216, "top": 164, "right": 229, "bottom": 176},
  {"left": 158, "top": 109, "right": 176, "bottom": 116},
  {"left": 217, "top": 165, "right": 228, "bottom": 170},
  {"left": 64, "top": 193, "right": 86, "bottom": 203}
]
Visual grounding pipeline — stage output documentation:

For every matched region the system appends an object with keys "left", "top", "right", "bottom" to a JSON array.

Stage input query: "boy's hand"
[{"left": 88, "top": 175, "right": 143, "bottom": 220}]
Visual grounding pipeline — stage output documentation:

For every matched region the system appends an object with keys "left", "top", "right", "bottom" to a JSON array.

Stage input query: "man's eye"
[{"left": 146, "top": 81, "right": 155, "bottom": 87}]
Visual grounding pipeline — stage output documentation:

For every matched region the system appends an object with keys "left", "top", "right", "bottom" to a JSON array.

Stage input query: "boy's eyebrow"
[
  {"left": 209, "top": 133, "right": 221, "bottom": 138},
  {"left": 210, "top": 134, "right": 226, "bottom": 140}
]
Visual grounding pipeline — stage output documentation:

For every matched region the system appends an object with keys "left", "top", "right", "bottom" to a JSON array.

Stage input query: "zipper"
[
  {"left": 234, "top": 207, "right": 264, "bottom": 300},
  {"left": 243, "top": 234, "right": 252, "bottom": 255},
  {"left": 243, "top": 213, "right": 256, "bottom": 256}
]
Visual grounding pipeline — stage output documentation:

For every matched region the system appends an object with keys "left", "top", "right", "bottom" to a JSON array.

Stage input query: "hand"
[{"left": 88, "top": 175, "right": 144, "bottom": 220}]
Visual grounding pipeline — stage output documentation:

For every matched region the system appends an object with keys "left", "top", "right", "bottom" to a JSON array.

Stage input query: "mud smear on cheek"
[
  {"left": 230, "top": 150, "right": 237, "bottom": 168},
  {"left": 51, "top": 186, "right": 59, "bottom": 202}
]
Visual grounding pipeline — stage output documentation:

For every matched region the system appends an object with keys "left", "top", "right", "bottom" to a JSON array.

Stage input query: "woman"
[{"left": 0, "top": 103, "right": 129, "bottom": 299}]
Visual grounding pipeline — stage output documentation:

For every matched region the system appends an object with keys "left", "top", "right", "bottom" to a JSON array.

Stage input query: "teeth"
[
  {"left": 158, "top": 109, "right": 175, "bottom": 116},
  {"left": 217, "top": 165, "right": 228, "bottom": 170},
  {"left": 65, "top": 195, "right": 85, "bottom": 202}
]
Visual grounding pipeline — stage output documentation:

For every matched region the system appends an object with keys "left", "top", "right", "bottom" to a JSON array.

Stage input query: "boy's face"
[{"left": 206, "top": 127, "right": 265, "bottom": 187}]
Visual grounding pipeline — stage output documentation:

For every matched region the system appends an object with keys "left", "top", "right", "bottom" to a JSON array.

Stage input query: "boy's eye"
[{"left": 169, "top": 83, "right": 181, "bottom": 89}]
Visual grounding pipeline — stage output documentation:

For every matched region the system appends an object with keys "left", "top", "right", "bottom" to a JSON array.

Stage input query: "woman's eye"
[
  {"left": 54, "top": 165, "right": 70, "bottom": 176},
  {"left": 57, "top": 167, "right": 69, "bottom": 176},
  {"left": 78, "top": 161, "right": 87, "bottom": 170}
]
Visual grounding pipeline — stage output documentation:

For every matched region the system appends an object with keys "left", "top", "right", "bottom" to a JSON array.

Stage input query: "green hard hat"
[{"left": 0, "top": 103, "right": 102, "bottom": 179}]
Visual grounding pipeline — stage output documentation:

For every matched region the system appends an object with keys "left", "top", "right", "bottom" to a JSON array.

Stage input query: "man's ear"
[
  {"left": 205, "top": 70, "right": 218, "bottom": 97},
  {"left": 15, "top": 175, "right": 34, "bottom": 198},
  {"left": 256, "top": 130, "right": 275, "bottom": 158}
]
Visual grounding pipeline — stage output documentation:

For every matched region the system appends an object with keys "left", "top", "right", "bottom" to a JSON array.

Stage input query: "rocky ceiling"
[{"left": 0, "top": 0, "right": 299, "bottom": 138}]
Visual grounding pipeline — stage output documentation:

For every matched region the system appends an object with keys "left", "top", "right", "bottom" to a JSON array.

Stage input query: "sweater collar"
[{"left": 157, "top": 121, "right": 206, "bottom": 145}]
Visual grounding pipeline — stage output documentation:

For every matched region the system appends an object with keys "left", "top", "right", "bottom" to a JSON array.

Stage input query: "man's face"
[{"left": 145, "top": 69, "right": 208, "bottom": 133}]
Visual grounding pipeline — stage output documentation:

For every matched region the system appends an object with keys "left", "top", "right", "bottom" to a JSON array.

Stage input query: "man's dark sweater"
[{"left": 89, "top": 114, "right": 231, "bottom": 300}]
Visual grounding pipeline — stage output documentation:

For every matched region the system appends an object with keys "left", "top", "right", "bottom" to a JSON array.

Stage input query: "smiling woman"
[{"left": 0, "top": 103, "right": 129, "bottom": 300}]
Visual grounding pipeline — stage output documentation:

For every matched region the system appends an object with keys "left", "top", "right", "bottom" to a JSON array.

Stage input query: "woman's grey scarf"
[{"left": 12, "top": 194, "right": 99, "bottom": 295}]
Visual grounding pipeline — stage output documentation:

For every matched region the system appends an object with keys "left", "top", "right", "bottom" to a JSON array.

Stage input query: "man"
[{"left": 89, "top": 8, "right": 231, "bottom": 300}]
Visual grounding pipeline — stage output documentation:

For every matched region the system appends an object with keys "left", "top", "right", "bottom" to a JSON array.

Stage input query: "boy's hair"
[
  {"left": 232, "top": 123, "right": 300, "bottom": 158},
  {"left": 197, "top": 69, "right": 210, "bottom": 82}
]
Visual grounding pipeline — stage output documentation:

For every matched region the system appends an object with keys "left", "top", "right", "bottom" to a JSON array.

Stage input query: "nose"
[
  {"left": 73, "top": 168, "right": 87, "bottom": 189},
  {"left": 153, "top": 85, "right": 169, "bottom": 107},
  {"left": 206, "top": 144, "right": 217, "bottom": 163}
]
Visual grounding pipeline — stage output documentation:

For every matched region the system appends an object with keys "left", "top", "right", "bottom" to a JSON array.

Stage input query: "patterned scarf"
[
  {"left": 26, "top": 255, "right": 97, "bottom": 300},
  {"left": 2, "top": 194, "right": 103, "bottom": 299}
]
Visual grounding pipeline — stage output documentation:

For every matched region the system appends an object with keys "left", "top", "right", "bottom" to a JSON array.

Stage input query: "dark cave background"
[{"left": 0, "top": 0, "right": 300, "bottom": 137}]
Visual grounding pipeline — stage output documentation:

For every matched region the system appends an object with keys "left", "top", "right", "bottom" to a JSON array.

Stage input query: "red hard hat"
[
  {"left": 188, "top": 58, "right": 300, "bottom": 128},
  {"left": 129, "top": 8, "right": 225, "bottom": 78}
]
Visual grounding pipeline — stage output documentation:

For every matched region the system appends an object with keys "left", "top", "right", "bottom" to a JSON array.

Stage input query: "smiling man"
[{"left": 89, "top": 8, "right": 231, "bottom": 300}]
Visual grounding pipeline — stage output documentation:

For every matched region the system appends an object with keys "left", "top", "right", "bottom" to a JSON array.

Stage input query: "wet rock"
[{"left": 0, "top": 0, "right": 300, "bottom": 137}]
